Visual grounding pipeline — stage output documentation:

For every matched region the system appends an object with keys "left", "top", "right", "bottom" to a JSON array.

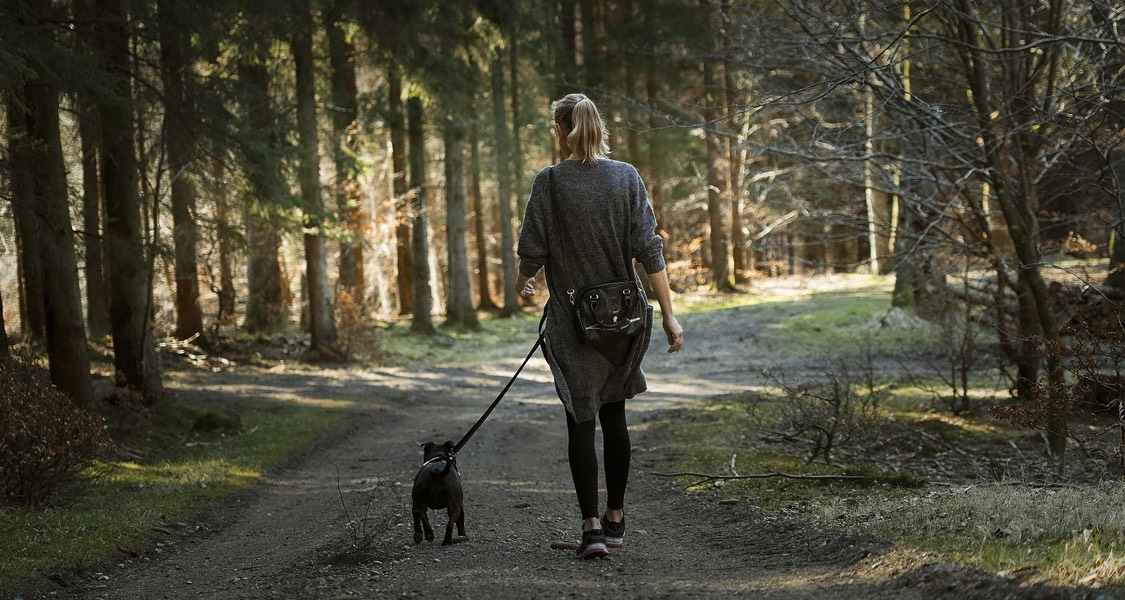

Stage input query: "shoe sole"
[
  {"left": 577, "top": 542, "right": 609, "bottom": 559},
  {"left": 605, "top": 537, "right": 623, "bottom": 548}
]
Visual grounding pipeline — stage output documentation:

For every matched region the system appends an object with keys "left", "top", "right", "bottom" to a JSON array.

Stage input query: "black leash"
[{"left": 451, "top": 313, "right": 546, "bottom": 454}]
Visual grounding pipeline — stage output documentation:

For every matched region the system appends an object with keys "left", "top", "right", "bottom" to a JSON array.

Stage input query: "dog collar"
[{"left": 422, "top": 455, "right": 455, "bottom": 468}]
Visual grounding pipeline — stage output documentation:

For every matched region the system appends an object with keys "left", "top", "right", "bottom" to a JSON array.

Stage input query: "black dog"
[{"left": 412, "top": 441, "right": 466, "bottom": 545}]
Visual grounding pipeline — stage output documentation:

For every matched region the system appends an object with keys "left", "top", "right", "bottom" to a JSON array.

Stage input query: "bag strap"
[{"left": 546, "top": 165, "right": 634, "bottom": 300}]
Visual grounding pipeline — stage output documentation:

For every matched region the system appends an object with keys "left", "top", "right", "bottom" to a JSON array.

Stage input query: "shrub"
[
  {"left": 0, "top": 354, "right": 113, "bottom": 506},
  {"left": 752, "top": 357, "right": 889, "bottom": 465}
]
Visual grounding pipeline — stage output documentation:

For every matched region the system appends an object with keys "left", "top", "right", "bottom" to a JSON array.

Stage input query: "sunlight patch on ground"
[
  {"left": 268, "top": 395, "right": 359, "bottom": 409},
  {"left": 894, "top": 411, "right": 1007, "bottom": 435}
]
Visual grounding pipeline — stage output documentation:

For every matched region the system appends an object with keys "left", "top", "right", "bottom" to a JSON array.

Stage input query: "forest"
[{"left": 1, "top": 0, "right": 1124, "bottom": 596}]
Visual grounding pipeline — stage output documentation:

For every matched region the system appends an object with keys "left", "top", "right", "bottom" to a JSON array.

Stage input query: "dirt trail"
[{"left": 46, "top": 281, "right": 1109, "bottom": 599}]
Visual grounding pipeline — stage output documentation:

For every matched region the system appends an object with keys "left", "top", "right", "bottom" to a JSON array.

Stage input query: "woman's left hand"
[{"left": 663, "top": 315, "right": 684, "bottom": 353}]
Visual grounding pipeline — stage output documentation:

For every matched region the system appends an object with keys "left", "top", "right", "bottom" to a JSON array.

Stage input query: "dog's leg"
[
  {"left": 442, "top": 509, "right": 455, "bottom": 545},
  {"left": 421, "top": 509, "right": 434, "bottom": 542},
  {"left": 413, "top": 508, "right": 424, "bottom": 544},
  {"left": 455, "top": 505, "right": 467, "bottom": 540}
]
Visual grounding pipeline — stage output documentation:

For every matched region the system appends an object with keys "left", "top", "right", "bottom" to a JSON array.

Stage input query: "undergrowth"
[
  {"left": 653, "top": 279, "right": 1125, "bottom": 593},
  {"left": 0, "top": 392, "right": 341, "bottom": 593}
]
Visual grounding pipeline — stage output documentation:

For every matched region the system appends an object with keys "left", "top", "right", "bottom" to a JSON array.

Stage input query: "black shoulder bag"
[{"left": 547, "top": 166, "right": 645, "bottom": 345}]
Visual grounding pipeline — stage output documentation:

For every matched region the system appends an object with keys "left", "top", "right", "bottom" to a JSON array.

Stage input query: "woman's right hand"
[
  {"left": 517, "top": 274, "right": 536, "bottom": 298},
  {"left": 663, "top": 315, "right": 684, "bottom": 353}
]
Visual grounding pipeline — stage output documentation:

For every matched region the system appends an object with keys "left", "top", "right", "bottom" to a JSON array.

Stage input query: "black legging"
[{"left": 566, "top": 400, "right": 631, "bottom": 520}]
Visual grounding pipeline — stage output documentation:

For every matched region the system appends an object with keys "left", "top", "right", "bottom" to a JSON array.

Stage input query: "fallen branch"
[{"left": 652, "top": 471, "right": 867, "bottom": 487}]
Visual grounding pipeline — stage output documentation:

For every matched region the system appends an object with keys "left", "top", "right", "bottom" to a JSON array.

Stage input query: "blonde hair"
[{"left": 551, "top": 93, "right": 609, "bottom": 164}]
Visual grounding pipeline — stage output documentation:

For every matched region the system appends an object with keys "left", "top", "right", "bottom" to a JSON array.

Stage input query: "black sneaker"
[
  {"left": 602, "top": 514, "right": 625, "bottom": 548},
  {"left": 576, "top": 528, "right": 609, "bottom": 559}
]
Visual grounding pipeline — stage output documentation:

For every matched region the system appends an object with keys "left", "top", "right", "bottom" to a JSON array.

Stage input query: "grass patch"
[
  {"left": 379, "top": 311, "right": 543, "bottom": 368},
  {"left": 0, "top": 400, "right": 340, "bottom": 593},
  {"left": 853, "top": 484, "right": 1125, "bottom": 591},
  {"left": 759, "top": 289, "right": 941, "bottom": 352},
  {"left": 653, "top": 384, "right": 1125, "bottom": 590}
]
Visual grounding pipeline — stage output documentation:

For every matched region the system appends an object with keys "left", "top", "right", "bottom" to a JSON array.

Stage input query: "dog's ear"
[
  {"left": 421, "top": 441, "right": 435, "bottom": 453},
  {"left": 443, "top": 440, "right": 455, "bottom": 450}
]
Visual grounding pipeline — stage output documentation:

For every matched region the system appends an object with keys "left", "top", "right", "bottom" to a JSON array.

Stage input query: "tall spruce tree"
[
  {"left": 94, "top": 0, "right": 163, "bottom": 403},
  {"left": 292, "top": 0, "right": 343, "bottom": 359}
]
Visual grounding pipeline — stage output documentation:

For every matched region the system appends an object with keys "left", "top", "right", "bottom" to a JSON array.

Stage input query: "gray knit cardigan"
[{"left": 517, "top": 159, "right": 666, "bottom": 423}]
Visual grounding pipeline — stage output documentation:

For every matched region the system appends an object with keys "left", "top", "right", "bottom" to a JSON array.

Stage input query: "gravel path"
[{"left": 41, "top": 281, "right": 1109, "bottom": 599}]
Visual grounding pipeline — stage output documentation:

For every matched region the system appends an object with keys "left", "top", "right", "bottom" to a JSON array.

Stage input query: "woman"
[{"left": 516, "top": 93, "right": 684, "bottom": 559}]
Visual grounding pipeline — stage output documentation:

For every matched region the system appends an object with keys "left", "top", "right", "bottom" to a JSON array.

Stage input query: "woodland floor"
[{"left": 16, "top": 277, "right": 1117, "bottom": 599}]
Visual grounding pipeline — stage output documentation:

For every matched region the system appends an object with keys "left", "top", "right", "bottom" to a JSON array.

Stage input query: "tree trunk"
[
  {"left": 95, "top": 0, "right": 162, "bottom": 403},
  {"left": 559, "top": 0, "right": 579, "bottom": 98},
  {"left": 408, "top": 95, "right": 436, "bottom": 334},
  {"left": 212, "top": 157, "right": 236, "bottom": 322},
  {"left": 326, "top": 1, "right": 364, "bottom": 303},
  {"left": 646, "top": 62, "right": 667, "bottom": 246},
  {"left": 0, "top": 285, "right": 7, "bottom": 359},
  {"left": 1110, "top": 219, "right": 1125, "bottom": 291},
  {"left": 508, "top": 19, "right": 526, "bottom": 222},
  {"left": 890, "top": 203, "right": 918, "bottom": 309},
  {"left": 703, "top": 59, "right": 734, "bottom": 291},
  {"left": 388, "top": 68, "right": 414, "bottom": 315},
  {"left": 443, "top": 123, "right": 479, "bottom": 328},
  {"left": 470, "top": 127, "right": 499, "bottom": 311},
  {"left": 857, "top": 12, "right": 894, "bottom": 277},
  {"left": 955, "top": 0, "right": 1065, "bottom": 457},
  {"left": 23, "top": 78, "right": 94, "bottom": 405},
  {"left": 579, "top": 0, "right": 598, "bottom": 91},
  {"left": 1107, "top": 148, "right": 1125, "bottom": 290},
  {"left": 292, "top": 0, "right": 341, "bottom": 360},
  {"left": 74, "top": 1, "right": 111, "bottom": 341},
  {"left": 77, "top": 103, "right": 110, "bottom": 339},
  {"left": 245, "top": 215, "right": 283, "bottom": 332},
  {"left": 621, "top": 0, "right": 638, "bottom": 166},
  {"left": 492, "top": 56, "right": 521, "bottom": 317},
  {"left": 5, "top": 96, "right": 47, "bottom": 345},
  {"left": 159, "top": 0, "right": 204, "bottom": 342},
  {"left": 722, "top": 0, "right": 746, "bottom": 281},
  {"left": 238, "top": 47, "right": 285, "bottom": 333}
]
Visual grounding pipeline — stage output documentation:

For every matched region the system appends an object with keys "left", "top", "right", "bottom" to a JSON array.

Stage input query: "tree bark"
[
  {"left": 470, "top": 127, "right": 499, "bottom": 311},
  {"left": 22, "top": 78, "right": 94, "bottom": 405},
  {"left": 703, "top": 58, "right": 734, "bottom": 291},
  {"left": 864, "top": 86, "right": 893, "bottom": 276},
  {"left": 238, "top": 53, "right": 285, "bottom": 333},
  {"left": 646, "top": 59, "right": 667, "bottom": 246},
  {"left": 859, "top": 11, "right": 894, "bottom": 277},
  {"left": 955, "top": 0, "right": 1065, "bottom": 457},
  {"left": 443, "top": 123, "right": 479, "bottom": 328},
  {"left": 722, "top": 0, "right": 746, "bottom": 281},
  {"left": 388, "top": 68, "right": 414, "bottom": 315},
  {"left": 74, "top": 0, "right": 111, "bottom": 341},
  {"left": 559, "top": 0, "right": 579, "bottom": 98},
  {"left": 0, "top": 285, "right": 7, "bottom": 359},
  {"left": 159, "top": 0, "right": 204, "bottom": 342},
  {"left": 1110, "top": 219, "right": 1125, "bottom": 291},
  {"left": 508, "top": 19, "right": 526, "bottom": 222},
  {"left": 95, "top": 0, "right": 162, "bottom": 403},
  {"left": 292, "top": 0, "right": 342, "bottom": 359},
  {"left": 408, "top": 95, "right": 436, "bottom": 334},
  {"left": 212, "top": 157, "right": 236, "bottom": 323},
  {"left": 326, "top": 1, "right": 364, "bottom": 302},
  {"left": 5, "top": 95, "right": 47, "bottom": 345},
  {"left": 492, "top": 56, "right": 521, "bottom": 317}
]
